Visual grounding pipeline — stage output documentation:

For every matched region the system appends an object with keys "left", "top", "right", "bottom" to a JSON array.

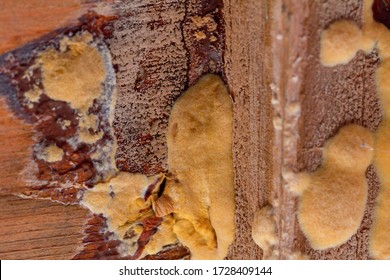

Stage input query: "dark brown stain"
[{"left": 373, "top": 0, "right": 390, "bottom": 29}]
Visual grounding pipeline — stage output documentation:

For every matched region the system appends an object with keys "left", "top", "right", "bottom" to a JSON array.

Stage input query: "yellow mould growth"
[
  {"left": 39, "top": 32, "right": 104, "bottom": 112},
  {"left": 144, "top": 215, "right": 177, "bottom": 255},
  {"left": 320, "top": 17, "right": 377, "bottom": 66},
  {"left": 82, "top": 172, "right": 175, "bottom": 256},
  {"left": 165, "top": 74, "right": 235, "bottom": 260},
  {"left": 366, "top": 0, "right": 390, "bottom": 259},
  {"left": 38, "top": 32, "right": 106, "bottom": 144},
  {"left": 371, "top": 131, "right": 390, "bottom": 260},
  {"left": 297, "top": 124, "right": 373, "bottom": 250},
  {"left": 24, "top": 86, "right": 42, "bottom": 108},
  {"left": 251, "top": 205, "right": 277, "bottom": 259},
  {"left": 319, "top": 0, "right": 390, "bottom": 259},
  {"left": 40, "top": 144, "right": 64, "bottom": 163},
  {"left": 320, "top": 20, "right": 366, "bottom": 67},
  {"left": 81, "top": 74, "right": 235, "bottom": 259}
]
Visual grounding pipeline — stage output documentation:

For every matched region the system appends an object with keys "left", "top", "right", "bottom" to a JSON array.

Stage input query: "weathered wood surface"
[
  {"left": 0, "top": 0, "right": 384, "bottom": 259},
  {"left": 223, "top": 0, "right": 273, "bottom": 260}
]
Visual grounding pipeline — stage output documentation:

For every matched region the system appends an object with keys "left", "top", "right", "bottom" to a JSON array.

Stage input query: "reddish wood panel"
[
  {"left": 0, "top": 0, "right": 83, "bottom": 54},
  {"left": 0, "top": 195, "right": 89, "bottom": 259},
  {"left": 0, "top": 98, "right": 34, "bottom": 195}
]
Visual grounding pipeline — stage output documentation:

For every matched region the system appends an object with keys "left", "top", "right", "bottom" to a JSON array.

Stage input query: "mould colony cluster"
[
  {"left": 251, "top": 205, "right": 278, "bottom": 259},
  {"left": 286, "top": 0, "right": 388, "bottom": 259},
  {"left": 250, "top": 0, "right": 389, "bottom": 260},
  {"left": 295, "top": 125, "right": 374, "bottom": 250},
  {"left": 15, "top": 30, "right": 118, "bottom": 194},
  {"left": 35, "top": 31, "right": 117, "bottom": 181},
  {"left": 251, "top": 126, "right": 374, "bottom": 259},
  {"left": 82, "top": 75, "right": 235, "bottom": 260},
  {"left": 18, "top": 26, "right": 234, "bottom": 259},
  {"left": 165, "top": 75, "right": 235, "bottom": 259}
]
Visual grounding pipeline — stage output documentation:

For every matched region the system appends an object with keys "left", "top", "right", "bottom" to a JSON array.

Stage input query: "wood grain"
[
  {"left": 0, "top": 195, "right": 89, "bottom": 259},
  {"left": 0, "top": 98, "right": 34, "bottom": 195},
  {"left": 0, "top": 0, "right": 385, "bottom": 260},
  {"left": 0, "top": 0, "right": 82, "bottom": 54},
  {"left": 224, "top": 0, "right": 273, "bottom": 260}
]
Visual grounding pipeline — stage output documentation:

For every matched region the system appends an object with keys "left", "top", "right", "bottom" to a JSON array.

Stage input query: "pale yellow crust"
[
  {"left": 24, "top": 86, "right": 42, "bottom": 108},
  {"left": 165, "top": 74, "right": 235, "bottom": 260},
  {"left": 372, "top": 63, "right": 390, "bottom": 259},
  {"left": 144, "top": 215, "right": 177, "bottom": 255},
  {"left": 297, "top": 124, "right": 373, "bottom": 250},
  {"left": 362, "top": 0, "right": 390, "bottom": 260},
  {"left": 371, "top": 122, "right": 390, "bottom": 259},
  {"left": 251, "top": 205, "right": 277, "bottom": 259},
  {"left": 40, "top": 144, "right": 64, "bottom": 163},
  {"left": 320, "top": 20, "right": 364, "bottom": 67},
  {"left": 39, "top": 32, "right": 103, "bottom": 112}
]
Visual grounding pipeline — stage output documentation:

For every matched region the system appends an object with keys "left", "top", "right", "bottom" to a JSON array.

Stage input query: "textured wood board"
[
  {"left": 0, "top": 0, "right": 385, "bottom": 260},
  {"left": 0, "top": 195, "right": 88, "bottom": 259},
  {"left": 0, "top": 98, "right": 35, "bottom": 195},
  {"left": 110, "top": 0, "right": 224, "bottom": 175},
  {"left": 224, "top": 0, "right": 273, "bottom": 260}
]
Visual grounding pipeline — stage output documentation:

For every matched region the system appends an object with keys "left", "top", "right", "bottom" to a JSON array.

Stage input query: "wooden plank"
[
  {"left": 223, "top": 0, "right": 273, "bottom": 260},
  {"left": 0, "top": 0, "right": 113, "bottom": 55},
  {"left": 0, "top": 0, "right": 385, "bottom": 260},
  {"left": 0, "top": 195, "right": 89, "bottom": 260},
  {"left": 0, "top": 98, "right": 35, "bottom": 195}
]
